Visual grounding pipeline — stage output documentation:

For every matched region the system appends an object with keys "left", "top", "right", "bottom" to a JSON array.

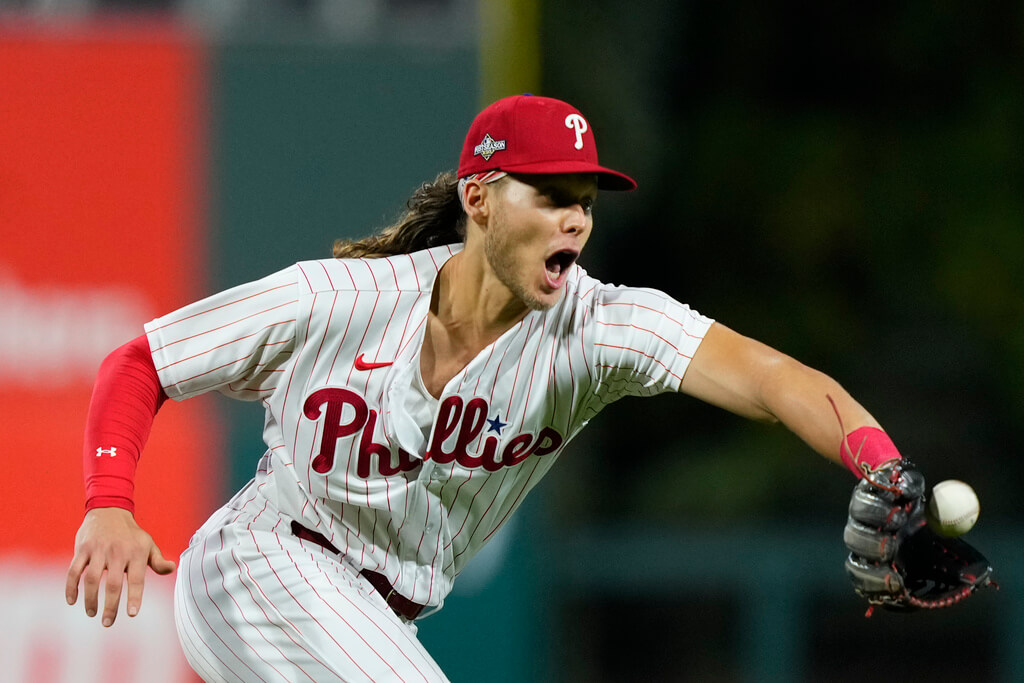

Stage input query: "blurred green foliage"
[{"left": 540, "top": 0, "right": 1024, "bottom": 522}]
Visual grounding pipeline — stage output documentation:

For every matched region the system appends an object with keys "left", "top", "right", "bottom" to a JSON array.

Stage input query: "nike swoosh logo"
[{"left": 354, "top": 354, "right": 394, "bottom": 371}]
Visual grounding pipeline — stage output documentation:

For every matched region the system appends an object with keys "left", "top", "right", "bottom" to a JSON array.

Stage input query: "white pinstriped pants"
[{"left": 173, "top": 513, "right": 449, "bottom": 683}]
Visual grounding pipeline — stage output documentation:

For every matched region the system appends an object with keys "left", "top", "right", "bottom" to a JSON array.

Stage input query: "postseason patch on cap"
[{"left": 473, "top": 133, "right": 506, "bottom": 161}]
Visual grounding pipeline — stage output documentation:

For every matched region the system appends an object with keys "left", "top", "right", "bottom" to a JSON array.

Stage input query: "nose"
[{"left": 561, "top": 204, "right": 589, "bottom": 234}]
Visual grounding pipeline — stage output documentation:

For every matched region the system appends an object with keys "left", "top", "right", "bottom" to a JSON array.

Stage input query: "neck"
[
  {"left": 432, "top": 247, "right": 529, "bottom": 345},
  {"left": 419, "top": 247, "right": 530, "bottom": 398}
]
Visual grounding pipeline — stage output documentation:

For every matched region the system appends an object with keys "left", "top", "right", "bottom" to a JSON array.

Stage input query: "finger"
[
  {"left": 845, "top": 553, "right": 905, "bottom": 596},
  {"left": 65, "top": 555, "right": 89, "bottom": 606},
  {"left": 125, "top": 560, "right": 147, "bottom": 618},
  {"left": 844, "top": 520, "right": 898, "bottom": 562},
  {"left": 849, "top": 487, "right": 909, "bottom": 531},
  {"left": 102, "top": 562, "right": 127, "bottom": 627},
  {"left": 81, "top": 562, "right": 105, "bottom": 618},
  {"left": 149, "top": 546, "right": 177, "bottom": 575}
]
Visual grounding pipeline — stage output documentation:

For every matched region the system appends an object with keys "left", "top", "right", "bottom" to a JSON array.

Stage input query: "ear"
[{"left": 462, "top": 179, "right": 493, "bottom": 228}]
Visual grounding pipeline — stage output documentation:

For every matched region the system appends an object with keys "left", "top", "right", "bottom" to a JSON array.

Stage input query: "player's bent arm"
[{"left": 679, "top": 322, "right": 882, "bottom": 467}]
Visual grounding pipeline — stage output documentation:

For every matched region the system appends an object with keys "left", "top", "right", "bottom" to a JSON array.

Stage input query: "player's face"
[{"left": 485, "top": 173, "right": 598, "bottom": 311}]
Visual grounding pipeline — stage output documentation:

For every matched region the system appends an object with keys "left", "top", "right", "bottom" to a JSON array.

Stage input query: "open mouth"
[{"left": 544, "top": 250, "right": 579, "bottom": 287}]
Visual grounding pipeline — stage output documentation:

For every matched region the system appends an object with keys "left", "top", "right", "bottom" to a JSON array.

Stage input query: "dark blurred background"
[
  {"left": 546, "top": 0, "right": 1024, "bottom": 523},
  {"left": 4, "top": 0, "right": 1021, "bottom": 681}
]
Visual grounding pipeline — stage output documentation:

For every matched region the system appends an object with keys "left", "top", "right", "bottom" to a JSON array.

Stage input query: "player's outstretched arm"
[
  {"left": 679, "top": 322, "right": 880, "bottom": 465},
  {"left": 66, "top": 507, "right": 176, "bottom": 627},
  {"left": 681, "top": 323, "right": 997, "bottom": 611}
]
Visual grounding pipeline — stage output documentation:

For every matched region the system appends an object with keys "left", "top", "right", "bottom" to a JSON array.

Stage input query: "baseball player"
[{"left": 66, "top": 94, "right": 917, "bottom": 681}]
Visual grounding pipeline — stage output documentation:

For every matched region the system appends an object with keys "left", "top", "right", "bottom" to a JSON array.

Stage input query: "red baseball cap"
[{"left": 457, "top": 94, "right": 637, "bottom": 191}]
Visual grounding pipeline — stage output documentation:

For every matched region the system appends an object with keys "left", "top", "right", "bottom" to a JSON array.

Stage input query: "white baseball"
[{"left": 927, "top": 480, "right": 980, "bottom": 537}]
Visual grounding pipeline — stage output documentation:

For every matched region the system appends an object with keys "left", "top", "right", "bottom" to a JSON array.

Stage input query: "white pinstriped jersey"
[{"left": 145, "top": 244, "right": 713, "bottom": 609}]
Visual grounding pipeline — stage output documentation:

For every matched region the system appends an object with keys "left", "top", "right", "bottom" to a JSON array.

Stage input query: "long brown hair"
[{"left": 332, "top": 170, "right": 466, "bottom": 259}]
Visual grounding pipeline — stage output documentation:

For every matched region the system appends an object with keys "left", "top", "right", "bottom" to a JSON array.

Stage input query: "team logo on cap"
[
  {"left": 565, "top": 114, "right": 588, "bottom": 150},
  {"left": 474, "top": 133, "right": 507, "bottom": 161}
]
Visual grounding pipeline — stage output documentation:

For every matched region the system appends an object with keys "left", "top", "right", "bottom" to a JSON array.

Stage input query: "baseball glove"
[{"left": 843, "top": 461, "right": 995, "bottom": 615}]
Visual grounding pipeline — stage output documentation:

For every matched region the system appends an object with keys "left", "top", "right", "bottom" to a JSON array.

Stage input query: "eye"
[{"left": 580, "top": 197, "right": 595, "bottom": 214}]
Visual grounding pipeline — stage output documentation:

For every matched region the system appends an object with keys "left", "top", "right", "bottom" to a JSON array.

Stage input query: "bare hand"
[{"left": 65, "top": 507, "right": 176, "bottom": 627}]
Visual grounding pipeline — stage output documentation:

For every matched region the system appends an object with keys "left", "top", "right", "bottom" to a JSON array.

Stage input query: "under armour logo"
[
  {"left": 474, "top": 133, "right": 507, "bottom": 161},
  {"left": 96, "top": 447, "right": 118, "bottom": 457},
  {"left": 564, "top": 114, "right": 588, "bottom": 150}
]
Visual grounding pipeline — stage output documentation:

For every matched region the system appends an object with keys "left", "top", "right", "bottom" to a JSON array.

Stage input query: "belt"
[{"left": 290, "top": 521, "right": 425, "bottom": 620}]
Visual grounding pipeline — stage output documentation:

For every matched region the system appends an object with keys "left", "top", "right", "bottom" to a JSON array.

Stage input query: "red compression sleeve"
[
  {"left": 83, "top": 334, "right": 168, "bottom": 513},
  {"left": 840, "top": 426, "right": 902, "bottom": 479}
]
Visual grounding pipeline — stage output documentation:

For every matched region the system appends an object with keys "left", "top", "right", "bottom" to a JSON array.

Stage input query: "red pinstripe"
[
  {"left": 444, "top": 316, "right": 537, "bottom": 565},
  {"left": 302, "top": 548, "right": 439, "bottom": 681},
  {"left": 445, "top": 315, "right": 535, "bottom": 550},
  {"left": 426, "top": 505, "right": 444, "bottom": 603},
  {"left": 226, "top": 364, "right": 287, "bottom": 396},
  {"left": 278, "top": 288, "right": 319, "bottom": 473},
  {"left": 201, "top": 534, "right": 283, "bottom": 681},
  {"left": 565, "top": 319, "right": 584, "bottom": 422},
  {"left": 365, "top": 289, "right": 402, "bottom": 366},
  {"left": 340, "top": 292, "right": 380, "bottom": 386},
  {"left": 595, "top": 319, "right": 693, "bottom": 356},
  {"left": 361, "top": 428, "right": 401, "bottom": 568},
  {"left": 408, "top": 493, "right": 433, "bottom": 603},
  {"left": 297, "top": 263, "right": 314, "bottom": 292},
  {"left": 597, "top": 300, "right": 705, "bottom": 339},
  {"left": 473, "top": 318, "right": 548, "bottom": 547},
  {"left": 229, "top": 490, "right": 262, "bottom": 526},
  {"left": 178, "top": 566, "right": 245, "bottom": 682},
  {"left": 450, "top": 470, "right": 510, "bottom": 565},
  {"left": 396, "top": 314, "right": 428, "bottom": 359},
  {"left": 440, "top": 471, "right": 475, "bottom": 555},
  {"left": 434, "top": 340, "right": 505, "bottom": 534},
  {"left": 594, "top": 365, "right": 657, "bottom": 386},
  {"left": 247, "top": 499, "right": 271, "bottom": 532},
  {"left": 229, "top": 551, "right": 332, "bottom": 682},
  {"left": 297, "top": 292, "right": 347, "bottom": 500},
  {"left": 339, "top": 261, "right": 358, "bottom": 289},
  {"left": 594, "top": 342, "right": 689, "bottom": 381},
  {"left": 333, "top": 291, "right": 383, "bottom": 555},
  {"left": 380, "top": 480, "right": 396, "bottom": 574},
  {"left": 361, "top": 259, "right": 380, "bottom": 290},
  {"left": 147, "top": 282, "right": 295, "bottom": 335},
  {"left": 156, "top": 325, "right": 293, "bottom": 373},
  {"left": 483, "top": 457, "right": 544, "bottom": 543},
  {"left": 165, "top": 341, "right": 293, "bottom": 391},
  {"left": 505, "top": 316, "right": 536, "bottom": 430},
  {"left": 578, "top": 305, "right": 594, "bottom": 384},
  {"left": 249, "top": 541, "right": 370, "bottom": 681},
  {"left": 577, "top": 280, "right": 597, "bottom": 299},
  {"left": 152, "top": 301, "right": 296, "bottom": 353},
  {"left": 283, "top": 550, "right": 410, "bottom": 683},
  {"left": 386, "top": 257, "right": 401, "bottom": 290},
  {"left": 317, "top": 260, "right": 336, "bottom": 290},
  {"left": 407, "top": 253, "right": 421, "bottom": 290},
  {"left": 390, "top": 292, "right": 419, "bottom": 366},
  {"left": 301, "top": 297, "right": 346, "bottom": 501}
]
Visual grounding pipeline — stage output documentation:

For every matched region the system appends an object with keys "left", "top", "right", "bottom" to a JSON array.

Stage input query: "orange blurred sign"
[{"left": 0, "top": 21, "right": 218, "bottom": 560}]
